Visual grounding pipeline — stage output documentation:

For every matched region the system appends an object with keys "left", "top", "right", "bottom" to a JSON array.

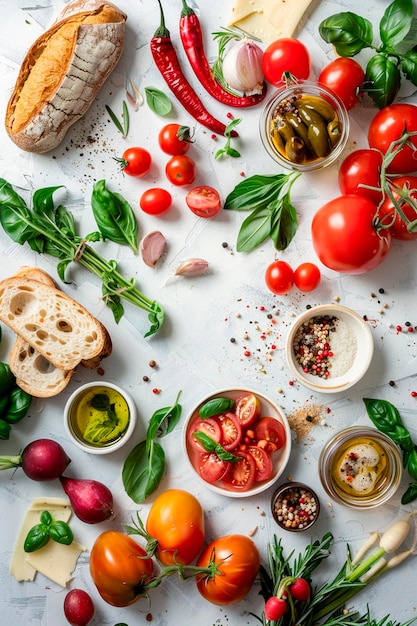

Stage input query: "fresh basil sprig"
[
  {"left": 199, "top": 397, "right": 235, "bottom": 419},
  {"left": 193, "top": 431, "right": 240, "bottom": 462},
  {"left": 224, "top": 172, "right": 300, "bottom": 252},
  {"left": 92, "top": 180, "right": 138, "bottom": 255},
  {"left": 122, "top": 391, "right": 182, "bottom": 503},
  {"left": 319, "top": 0, "right": 417, "bottom": 108},
  {"left": 24, "top": 510, "right": 73, "bottom": 553},
  {"left": 215, "top": 119, "right": 241, "bottom": 159}
]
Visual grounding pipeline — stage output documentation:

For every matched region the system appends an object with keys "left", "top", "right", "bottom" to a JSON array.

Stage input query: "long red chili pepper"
[
  {"left": 179, "top": 0, "right": 266, "bottom": 108},
  {"left": 150, "top": 0, "right": 237, "bottom": 137}
]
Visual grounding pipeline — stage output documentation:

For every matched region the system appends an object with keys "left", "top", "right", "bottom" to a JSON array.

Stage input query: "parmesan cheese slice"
[
  {"left": 228, "top": 0, "right": 318, "bottom": 44},
  {"left": 9, "top": 497, "right": 85, "bottom": 587}
]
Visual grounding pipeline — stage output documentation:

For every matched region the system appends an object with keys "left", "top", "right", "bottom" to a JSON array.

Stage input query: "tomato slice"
[
  {"left": 255, "top": 417, "right": 286, "bottom": 450},
  {"left": 198, "top": 453, "right": 230, "bottom": 483},
  {"left": 188, "top": 417, "right": 222, "bottom": 451},
  {"left": 185, "top": 186, "right": 222, "bottom": 218},
  {"left": 235, "top": 393, "right": 261, "bottom": 427},
  {"left": 222, "top": 451, "right": 256, "bottom": 491},
  {"left": 247, "top": 446, "right": 273, "bottom": 482},
  {"left": 219, "top": 412, "right": 242, "bottom": 451}
]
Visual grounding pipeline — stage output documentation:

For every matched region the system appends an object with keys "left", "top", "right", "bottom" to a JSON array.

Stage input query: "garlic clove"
[
  {"left": 222, "top": 38, "right": 264, "bottom": 96},
  {"left": 140, "top": 230, "right": 166, "bottom": 268},
  {"left": 175, "top": 258, "right": 209, "bottom": 277}
]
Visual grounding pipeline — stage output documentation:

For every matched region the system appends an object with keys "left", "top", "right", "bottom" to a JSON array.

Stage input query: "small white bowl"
[
  {"left": 285, "top": 304, "right": 374, "bottom": 393},
  {"left": 183, "top": 388, "right": 292, "bottom": 498},
  {"left": 64, "top": 381, "right": 137, "bottom": 454}
]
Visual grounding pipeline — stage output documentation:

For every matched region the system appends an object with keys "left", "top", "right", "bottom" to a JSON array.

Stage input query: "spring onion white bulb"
[{"left": 222, "top": 38, "right": 264, "bottom": 95}]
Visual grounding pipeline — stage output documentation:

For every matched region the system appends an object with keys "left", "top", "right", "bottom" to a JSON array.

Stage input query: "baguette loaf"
[
  {"left": 0, "top": 274, "right": 110, "bottom": 371},
  {"left": 5, "top": 0, "right": 127, "bottom": 153}
]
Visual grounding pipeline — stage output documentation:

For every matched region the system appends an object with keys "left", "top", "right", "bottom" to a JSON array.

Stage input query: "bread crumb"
[{"left": 287, "top": 404, "right": 327, "bottom": 442}]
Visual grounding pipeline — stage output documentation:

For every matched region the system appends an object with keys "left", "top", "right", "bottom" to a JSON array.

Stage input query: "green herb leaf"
[
  {"left": 122, "top": 439, "right": 165, "bottom": 503},
  {"left": 401, "top": 49, "right": 417, "bottom": 86},
  {"left": 106, "top": 101, "right": 129, "bottom": 137},
  {"left": 146, "top": 391, "right": 182, "bottom": 445},
  {"left": 49, "top": 520, "right": 74, "bottom": 546},
  {"left": 401, "top": 482, "right": 417, "bottom": 504},
  {"left": 91, "top": 180, "right": 138, "bottom": 254},
  {"left": 40, "top": 510, "right": 52, "bottom": 526},
  {"left": 24, "top": 524, "right": 50, "bottom": 553},
  {"left": 363, "top": 397, "right": 414, "bottom": 451},
  {"left": 145, "top": 87, "right": 172, "bottom": 116},
  {"left": 365, "top": 54, "right": 401, "bottom": 108},
  {"left": 199, "top": 397, "right": 235, "bottom": 419},
  {"left": 318, "top": 12, "right": 373, "bottom": 56},
  {"left": 192, "top": 431, "right": 240, "bottom": 462},
  {"left": 237, "top": 206, "right": 273, "bottom": 252},
  {"left": 90, "top": 394, "right": 111, "bottom": 411},
  {"left": 379, "top": 0, "right": 413, "bottom": 49}
]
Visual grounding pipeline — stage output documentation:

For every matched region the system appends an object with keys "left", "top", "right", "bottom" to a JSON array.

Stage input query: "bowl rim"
[
  {"left": 182, "top": 387, "right": 292, "bottom": 498},
  {"left": 285, "top": 303, "right": 374, "bottom": 393},
  {"left": 63, "top": 380, "right": 137, "bottom": 455},
  {"left": 271, "top": 480, "right": 320, "bottom": 532}
]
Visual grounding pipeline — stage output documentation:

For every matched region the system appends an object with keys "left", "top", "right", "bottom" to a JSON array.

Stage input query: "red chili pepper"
[
  {"left": 150, "top": 0, "right": 237, "bottom": 137},
  {"left": 179, "top": 0, "right": 266, "bottom": 108}
]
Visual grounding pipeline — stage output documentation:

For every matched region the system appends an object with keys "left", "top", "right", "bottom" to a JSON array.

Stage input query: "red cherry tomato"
[
  {"left": 338, "top": 149, "right": 384, "bottom": 205},
  {"left": 262, "top": 38, "right": 311, "bottom": 86},
  {"left": 255, "top": 417, "right": 286, "bottom": 450},
  {"left": 368, "top": 103, "right": 417, "bottom": 173},
  {"left": 378, "top": 176, "right": 417, "bottom": 240},
  {"left": 222, "top": 450, "right": 256, "bottom": 491},
  {"left": 265, "top": 260, "right": 294, "bottom": 295},
  {"left": 158, "top": 123, "right": 192, "bottom": 155},
  {"left": 318, "top": 58, "right": 365, "bottom": 110},
  {"left": 311, "top": 195, "right": 392, "bottom": 274},
  {"left": 186, "top": 186, "right": 222, "bottom": 218},
  {"left": 165, "top": 155, "right": 197, "bottom": 186},
  {"left": 294, "top": 263, "right": 321, "bottom": 292},
  {"left": 139, "top": 188, "right": 172, "bottom": 215},
  {"left": 117, "top": 147, "right": 151, "bottom": 177}
]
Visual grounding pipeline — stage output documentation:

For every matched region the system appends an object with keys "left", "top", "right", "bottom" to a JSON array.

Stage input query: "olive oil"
[{"left": 331, "top": 436, "right": 388, "bottom": 498}]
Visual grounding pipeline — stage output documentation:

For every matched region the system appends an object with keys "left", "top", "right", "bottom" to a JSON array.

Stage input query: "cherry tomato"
[
  {"left": 288, "top": 578, "right": 311, "bottom": 602},
  {"left": 368, "top": 103, "right": 417, "bottom": 173},
  {"left": 196, "top": 534, "right": 260, "bottom": 605},
  {"left": 189, "top": 417, "right": 222, "bottom": 451},
  {"left": 262, "top": 38, "right": 311, "bottom": 86},
  {"left": 117, "top": 147, "right": 151, "bottom": 177},
  {"left": 235, "top": 393, "right": 261, "bottom": 427},
  {"left": 311, "top": 194, "right": 392, "bottom": 274},
  {"left": 255, "top": 417, "right": 286, "bottom": 450},
  {"left": 165, "top": 155, "right": 197, "bottom": 186},
  {"left": 219, "top": 412, "right": 242, "bottom": 451},
  {"left": 338, "top": 149, "right": 384, "bottom": 205},
  {"left": 223, "top": 450, "right": 256, "bottom": 491},
  {"left": 318, "top": 58, "right": 365, "bottom": 110},
  {"left": 63, "top": 589, "right": 95, "bottom": 626},
  {"left": 186, "top": 186, "right": 222, "bottom": 218},
  {"left": 89, "top": 531, "right": 154, "bottom": 607},
  {"left": 158, "top": 123, "right": 192, "bottom": 155},
  {"left": 378, "top": 176, "right": 417, "bottom": 240},
  {"left": 265, "top": 260, "right": 294, "bottom": 295},
  {"left": 294, "top": 263, "right": 321, "bottom": 292},
  {"left": 198, "top": 452, "right": 230, "bottom": 483},
  {"left": 139, "top": 188, "right": 172, "bottom": 215},
  {"left": 145, "top": 489, "right": 205, "bottom": 566},
  {"left": 247, "top": 445, "right": 273, "bottom": 482}
]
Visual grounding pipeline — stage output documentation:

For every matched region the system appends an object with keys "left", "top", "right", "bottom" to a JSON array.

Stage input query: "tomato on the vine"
[
  {"left": 166, "top": 155, "right": 197, "bottom": 186},
  {"left": 311, "top": 194, "right": 392, "bottom": 274},
  {"left": 378, "top": 176, "right": 417, "bottom": 241},
  {"left": 262, "top": 38, "right": 311, "bottom": 86},
  {"left": 368, "top": 103, "right": 417, "bottom": 173},
  {"left": 265, "top": 260, "right": 294, "bottom": 295},
  {"left": 90, "top": 531, "right": 154, "bottom": 607},
  {"left": 139, "top": 188, "right": 172, "bottom": 215},
  {"left": 158, "top": 123, "right": 192, "bottom": 155},
  {"left": 116, "top": 147, "right": 151, "bottom": 177},
  {"left": 338, "top": 149, "right": 384, "bottom": 205},
  {"left": 145, "top": 489, "right": 205, "bottom": 566},
  {"left": 186, "top": 186, "right": 221, "bottom": 218},
  {"left": 294, "top": 263, "right": 321, "bottom": 292},
  {"left": 196, "top": 535, "right": 260, "bottom": 605},
  {"left": 318, "top": 58, "right": 365, "bottom": 110}
]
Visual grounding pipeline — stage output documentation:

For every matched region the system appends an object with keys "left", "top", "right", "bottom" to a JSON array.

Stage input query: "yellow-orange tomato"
[
  {"left": 196, "top": 534, "right": 260, "bottom": 605},
  {"left": 146, "top": 489, "right": 205, "bottom": 565},
  {"left": 90, "top": 531, "right": 154, "bottom": 607}
]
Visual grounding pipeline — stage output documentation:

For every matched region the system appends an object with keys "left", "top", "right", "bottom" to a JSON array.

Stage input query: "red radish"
[
  {"left": 288, "top": 577, "right": 311, "bottom": 601},
  {"left": 59, "top": 476, "right": 114, "bottom": 524},
  {"left": 0, "top": 439, "right": 71, "bottom": 481},
  {"left": 64, "top": 589, "right": 95, "bottom": 626},
  {"left": 264, "top": 596, "right": 287, "bottom": 620}
]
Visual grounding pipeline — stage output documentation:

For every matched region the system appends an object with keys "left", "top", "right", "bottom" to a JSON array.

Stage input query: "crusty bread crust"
[{"left": 5, "top": 0, "right": 127, "bottom": 153}]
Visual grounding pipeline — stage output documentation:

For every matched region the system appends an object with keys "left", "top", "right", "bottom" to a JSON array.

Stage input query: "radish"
[
  {"left": 64, "top": 589, "right": 94, "bottom": 626},
  {"left": 59, "top": 476, "right": 114, "bottom": 524},
  {"left": 264, "top": 596, "right": 287, "bottom": 620},
  {"left": 0, "top": 438, "right": 71, "bottom": 481}
]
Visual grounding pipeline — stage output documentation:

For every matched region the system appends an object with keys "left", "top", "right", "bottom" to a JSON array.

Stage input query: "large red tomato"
[
  {"left": 311, "top": 195, "right": 392, "bottom": 274},
  {"left": 145, "top": 489, "right": 205, "bottom": 565},
  {"left": 89, "top": 531, "right": 154, "bottom": 607},
  {"left": 318, "top": 58, "right": 365, "bottom": 110},
  {"left": 196, "top": 534, "right": 260, "bottom": 605},
  {"left": 368, "top": 103, "right": 417, "bottom": 173},
  {"left": 262, "top": 38, "right": 310, "bottom": 86},
  {"left": 378, "top": 176, "right": 417, "bottom": 240}
]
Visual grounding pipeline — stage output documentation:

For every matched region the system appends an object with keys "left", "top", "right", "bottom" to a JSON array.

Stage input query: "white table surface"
[{"left": 0, "top": 0, "right": 417, "bottom": 624}]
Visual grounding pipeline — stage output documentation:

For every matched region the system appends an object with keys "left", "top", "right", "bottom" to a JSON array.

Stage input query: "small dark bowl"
[{"left": 271, "top": 481, "right": 320, "bottom": 532}]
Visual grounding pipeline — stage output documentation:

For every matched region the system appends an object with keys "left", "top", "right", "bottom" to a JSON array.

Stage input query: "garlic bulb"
[{"left": 222, "top": 38, "right": 264, "bottom": 96}]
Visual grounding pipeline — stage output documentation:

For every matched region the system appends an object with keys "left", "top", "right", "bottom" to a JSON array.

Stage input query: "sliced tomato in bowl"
[
  {"left": 199, "top": 453, "right": 230, "bottom": 483},
  {"left": 219, "top": 412, "right": 242, "bottom": 451},
  {"left": 247, "top": 446, "right": 273, "bottom": 482},
  {"left": 255, "top": 417, "right": 286, "bottom": 450},
  {"left": 235, "top": 393, "right": 261, "bottom": 427},
  {"left": 222, "top": 451, "right": 256, "bottom": 491},
  {"left": 188, "top": 417, "right": 222, "bottom": 451}
]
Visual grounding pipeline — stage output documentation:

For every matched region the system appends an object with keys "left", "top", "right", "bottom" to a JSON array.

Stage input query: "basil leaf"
[
  {"left": 401, "top": 482, "right": 417, "bottom": 505},
  {"left": 199, "top": 397, "right": 235, "bottom": 419},
  {"left": 237, "top": 206, "right": 273, "bottom": 252},
  {"left": 146, "top": 391, "right": 182, "bottom": 443},
  {"left": 49, "top": 521, "right": 74, "bottom": 546},
  {"left": 24, "top": 524, "right": 50, "bottom": 553},
  {"left": 145, "top": 87, "right": 172, "bottom": 116},
  {"left": 363, "top": 397, "right": 414, "bottom": 450},
  {"left": 365, "top": 54, "right": 401, "bottom": 108},
  {"left": 40, "top": 510, "right": 52, "bottom": 526},
  {"left": 193, "top": 431, "right": 240, "bottom": 462},
  {"left": 270, "top": 193, "right": 298, "bottom": 251},
  {"left": 224, "top": 175, "right": 289, "bottom": 212},
  {"left": 406, "top": 448, "right": 417, "bottom": 480},
  {"left": 92, "top": 180, "right": 138, "bottom": 254},
  {"left": 319, "top": 12, "right": 373, "bottom": 56},
  {"left": 401, "top": 49, "right": 417, "bottom": 86},
  {"left": 379, "top": 0, "right": 413, "bottom": 49},
  {"left": 122, "top": 439, "right": 165, "bottom": 503}
]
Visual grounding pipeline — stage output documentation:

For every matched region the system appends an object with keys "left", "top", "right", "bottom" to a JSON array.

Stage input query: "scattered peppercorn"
[
  {"left": 389, "top": 380, "right": 396, "bottom": 387},
  {"left": 143, "top": 375, "right": 150, "bottom": 382},
  {"left": 378, "top": 288, "right": 385, "bottom": 294},
  {"left": 230, "top": 337, "right": 236, "bottom": 343},
  {"left": 222, "top": 241, "right": 228, "bottom": 248}
]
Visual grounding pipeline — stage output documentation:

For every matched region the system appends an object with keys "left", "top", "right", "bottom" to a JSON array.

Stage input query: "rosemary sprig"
[{"left": 105, "top": 100, "right": 129, "bottom": 137}]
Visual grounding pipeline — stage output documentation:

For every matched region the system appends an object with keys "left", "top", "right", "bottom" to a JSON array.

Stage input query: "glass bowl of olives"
[{"left": 259, "top": 81, "right": 349, "bottom": 171}]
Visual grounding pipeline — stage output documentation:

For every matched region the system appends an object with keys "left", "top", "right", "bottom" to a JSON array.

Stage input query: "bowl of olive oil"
[{"left": 64, "top": 381, "right": 137, "bottom": 454}]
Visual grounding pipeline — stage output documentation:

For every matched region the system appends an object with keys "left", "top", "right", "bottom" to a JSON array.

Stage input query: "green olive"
[
  {"left": 297, "top": 104, "right": 328, "bottom": 128},
  {"left": 299, "top": 95, "right": 337, "bottom": 122},
  {"left": 327, "top": 120, "right": 343, "bottom": 147},
  {"left": 285, "top": 137, "right": 306, "bottom": 163},
  {"left": 276, "top": 118, "right": 296, "bottom": 144},
  {"left": 284, "top": 113, "right": 312, "bottom": 151},
  {"left": 308, "top": 123, "right": 331, "bottom": 158}
]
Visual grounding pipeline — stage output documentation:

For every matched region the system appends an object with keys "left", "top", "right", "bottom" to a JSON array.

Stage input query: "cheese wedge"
[
  {"left": 10, "top": 497, "right": 86, "bottom": 587},
  {"left": 228, "top": 0, "right": 318, "bottom": 44}
]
